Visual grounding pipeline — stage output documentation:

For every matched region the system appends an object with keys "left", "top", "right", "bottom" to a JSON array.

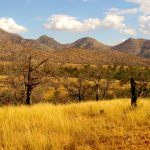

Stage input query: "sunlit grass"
[{"left": 0, "top": 99, "right": 150, "bottom": 150}]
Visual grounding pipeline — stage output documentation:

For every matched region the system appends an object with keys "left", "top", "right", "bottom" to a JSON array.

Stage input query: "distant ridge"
[
  {"left": 0, "top": 28, "right": 150, "bottom": 66},
  {"left": 112, "top": 38, "right": 150, "bottom": 58}
]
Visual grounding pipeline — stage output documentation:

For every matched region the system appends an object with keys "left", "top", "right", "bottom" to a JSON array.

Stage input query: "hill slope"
[
  {"left": 139, "top": 40, "right": 150, "bottom": 58},
  {"left": 113, "top": 38, "right": 150, "bottom": 58},
  {"left": 50, "top": 48, "right": 150, "bottom": 66},
  {"left": 69, "top": 37, "right": 109, "bottom": 50},
  {"left": 37, "top": 35, "right": 64, "bottom": 50},
  {"left": 0, "top": 28, "right": 23, "bottom": 43}
]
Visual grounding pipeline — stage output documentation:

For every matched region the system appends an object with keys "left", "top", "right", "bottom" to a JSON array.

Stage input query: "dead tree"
[
  {"left": 64, "top": 71, "right": 91, "bottom": 101},
  {"left": 85, "top": 65, "right": 102, "bottom": 101},
  {"left": 95, "top": 80, "right": 100, "bottom": 101},
  {"left": 8, "top": 49, "right": 49, "bottom": 105},
  {"left": 136, "top": 72, "right": 149, "bottom": 98},
  {"left": 130, "top": 78, "right": 137, "bottom": 107},
  {"left": 100, "top": 67, "right": 114, "bottom": 100},
  {"left": 24, "top": 55, "right": 49, "bottom": 105},
  {"left": 64, "top": 78, "right": 85, "bottom": 101}
]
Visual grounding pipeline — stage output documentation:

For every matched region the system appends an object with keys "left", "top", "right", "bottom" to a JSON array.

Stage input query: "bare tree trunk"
[
  {"left": 78, "top": 88, "right": 82, "bottom": 101},
  {"left": 96, "top": 84, "right": 100, "bottom": 101},
  {"left": 26, "top": 55, "right": 32, "bottom": 105},
  {"left": 130, "top": 78, "right": 137, "bottom": 107},
  {"left": 26, "top": 86, "right": 31, "bottom": 105},
  {"left": 102, "top": 81, "right": 109, "bottom": 100},
  {"left": 78, "top": 80, "right": 82, "bottom": 101},
  {"left": 102, "top": 90, "right": 106, "bottom": 100}
]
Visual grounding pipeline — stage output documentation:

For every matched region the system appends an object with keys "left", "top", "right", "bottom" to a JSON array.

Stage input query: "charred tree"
[
  {"left": 130, "top": 78, "right": 137, "bottom": 107},
  {"left": 8, "top": 49, "right": 49, "bottom": 105},
  {"left": 95, "top": 83, "right": 100, "bottom": 101}
]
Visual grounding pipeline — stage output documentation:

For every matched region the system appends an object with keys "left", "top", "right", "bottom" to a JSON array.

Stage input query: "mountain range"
[{"left": 0, "top": 28, "right": 150, "bottom": 66}]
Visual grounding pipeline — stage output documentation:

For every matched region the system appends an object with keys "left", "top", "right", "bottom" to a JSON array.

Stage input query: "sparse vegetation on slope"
[
  {"left": 69, "top": 37, "right": 109, "bottom": 50},
  {"left": 112, "top": 38, "right": 150, "bottom": 58}
]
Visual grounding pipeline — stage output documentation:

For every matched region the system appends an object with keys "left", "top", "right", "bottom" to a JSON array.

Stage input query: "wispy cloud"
[
  {"left": 125, "top": 0, "right": 150, "bottom": 34},
  {"left": 126, "top": 0, "right": 150, "bottom": 14},
  {"left": 138, "top": 15, "right": 150, "bottom": 34},
  {"left": 107, "top": 8, "right": 138, "bottom": 15},
  {"left": 101, "top": 14, "right": 136, "bottom": 35}
]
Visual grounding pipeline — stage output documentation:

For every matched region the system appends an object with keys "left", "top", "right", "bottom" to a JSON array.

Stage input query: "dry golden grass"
[{"left": 0, "top": 99, "right": 150, "bottom": 150}]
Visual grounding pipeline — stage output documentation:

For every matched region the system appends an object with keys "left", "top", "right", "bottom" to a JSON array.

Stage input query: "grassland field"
[{"left": 0, "top": 98, "right": 150, "bottom": 150}]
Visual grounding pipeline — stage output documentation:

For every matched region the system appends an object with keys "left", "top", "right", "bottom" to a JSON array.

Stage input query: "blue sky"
[{"left": 0, "top": 0, "right": 150, "bottom": 45}]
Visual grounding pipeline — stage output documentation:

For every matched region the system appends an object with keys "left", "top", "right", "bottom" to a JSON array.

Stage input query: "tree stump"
[{"left": 130, "top": 78, "right": 137, "bottom": 107}]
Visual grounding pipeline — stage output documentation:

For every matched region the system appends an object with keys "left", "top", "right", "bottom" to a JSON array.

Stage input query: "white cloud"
[
  {"left": 101, "top": 15, "right": 126, "bottom": 30},
  {"left": 126, "top": 0, "right": 150, "bottom": 14},
  {"left": 125, "top": 1, "right": 150, "bottom": 34},
  {"left": 123, "top": 28, "right": 136, "bottom": 35},
  {"left": 44, "top": 14, "right": 136, "bottom": 35},
  {"left": 44, "top": 14, "right": 101, "bottom": 32},
  {"left": 138, "top": 15, "right": 150, "bottom": 34},
  {"left": 0, "top": 17, "right": 27, "bottom": 33},
  {"left": 101, "top": 14, "right": 136, "bottom": 35},
  {"left": 108, "top": 8, "right": 138, "bottom": 15}
]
